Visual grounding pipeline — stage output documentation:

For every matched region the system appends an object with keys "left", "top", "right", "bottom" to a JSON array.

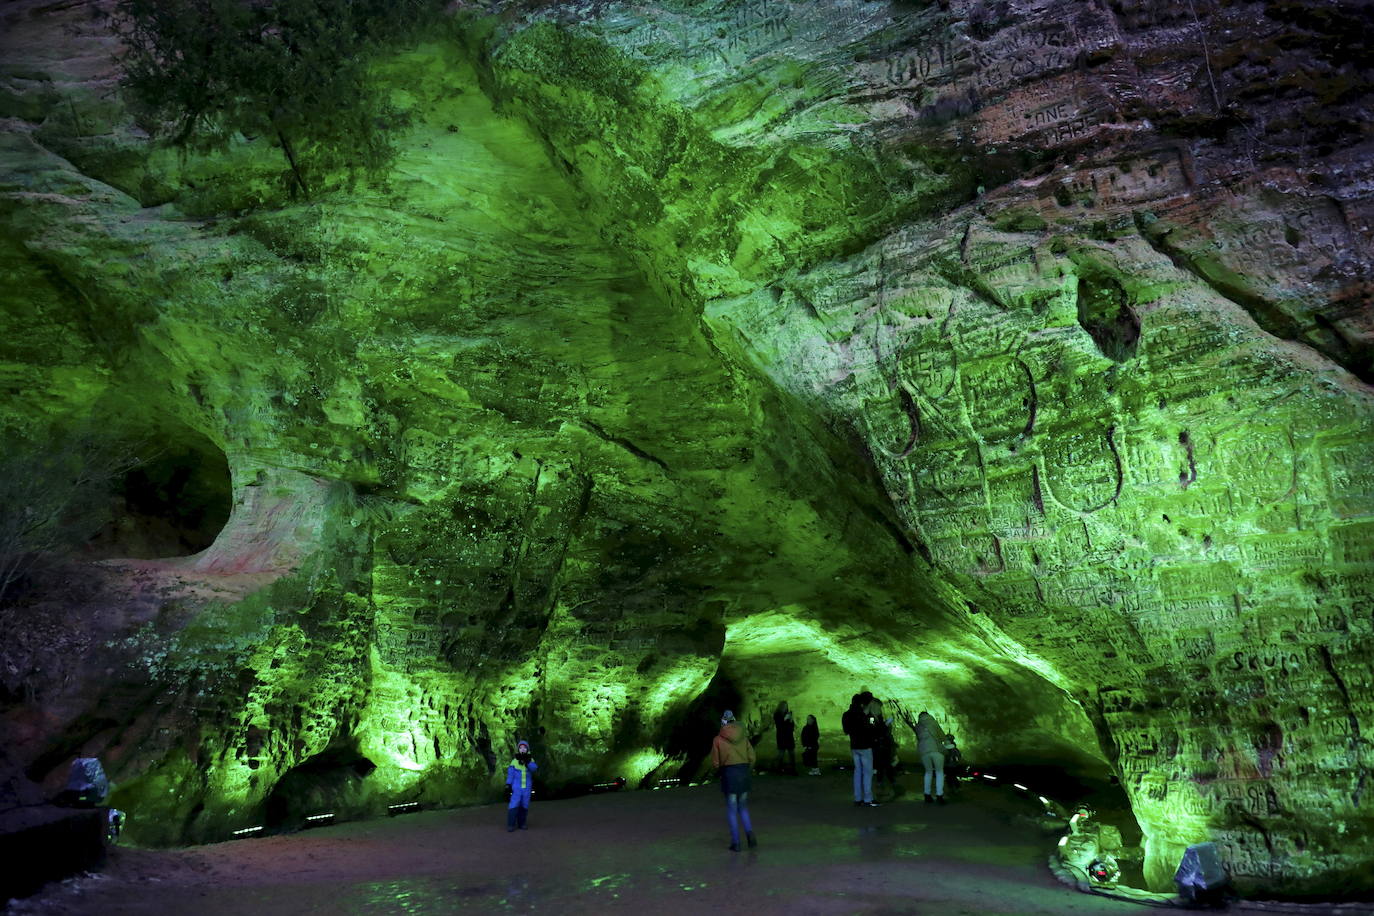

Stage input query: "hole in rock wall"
[
  {"left": 85, "top": 426, "right": 232, "bottom": 559},
  {"left": 264, "top": 743, "right": 378, "bottom": 829},
  {"left": 1076, "top": 273, "right": 1140, "bottom": 362}
]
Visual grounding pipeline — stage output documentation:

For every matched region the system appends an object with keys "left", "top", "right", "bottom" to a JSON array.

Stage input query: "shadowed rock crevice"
[{"left": 1075, "top": 273, "right": 1140, "bottom": 363}]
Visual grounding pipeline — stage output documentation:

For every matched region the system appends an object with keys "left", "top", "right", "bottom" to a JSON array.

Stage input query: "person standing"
[
  {"left": 869, "top": 698, "right": 897, "bottom": 801},
  {"left": 801, "top": 714, "right": 821, "bottom": 775},
  {"left": 711, "top": 710, "right": 758, "bottom": 851},
  {"left": 842, "top": 692, "right": 879, "bottom": 807},
  {"left": 916, "top": 710, "right": 948, "bottom": 804},
  {"left": 942, "top": 734, "right": 964, "bottom": 779},
  {"left": 506, "top": 740, "right": 538, "bottom": 830},
  {"left": 773, "top": 701, "right": 797, "bottom": 774}
]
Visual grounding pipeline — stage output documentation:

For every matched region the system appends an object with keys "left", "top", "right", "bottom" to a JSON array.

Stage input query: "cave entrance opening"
[
  {"left": 264, "top": 743, "right": 378, "bottom": 830},
  {"left": 699, "top": 607, "right": 1145, "bottom": 878},
  {"left": 86, "top": 424, "right": 232, "bottom": 560}
]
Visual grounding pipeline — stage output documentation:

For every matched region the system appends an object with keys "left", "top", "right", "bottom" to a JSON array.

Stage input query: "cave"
[
  {"left": 263, "top": 744, "right": 378, "bottom": 831},
  {"left": 0, "top": 0, "right": 1371, "bottom": 910},
  {"left": 86, "top": 427, "right": 233, "bottom": 560}
]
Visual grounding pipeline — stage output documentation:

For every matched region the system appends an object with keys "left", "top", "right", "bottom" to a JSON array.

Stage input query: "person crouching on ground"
[
  {"left": 916, "top": 711, "right": 947, "bottom": 804},
  {"left": 506, "top": 740, "right": 538, "bottom": 831},
  {"left": 801, "top": 714, "right": 821, "bottom": 775},
  {"left": 711, "top": 710, "right": 758, "bottom": 851}
]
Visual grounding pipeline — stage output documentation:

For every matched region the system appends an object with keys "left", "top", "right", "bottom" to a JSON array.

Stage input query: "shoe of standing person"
[
  {"left": 924, "top": 794, "right": 934, "bottom": 803},
  {"left": 746, "top": 832, "right": 758, "bottom": 848},
  {"left": 936, "top": 795, "right": 946, "bottom": 805}
]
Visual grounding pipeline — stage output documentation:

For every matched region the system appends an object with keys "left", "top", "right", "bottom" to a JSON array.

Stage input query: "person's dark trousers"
[
  {"left": 506, "top": 807, "right": 518, "bottom": 832},
  {"left": 516, "top": 805, "right": 528, "bottom": 829}
]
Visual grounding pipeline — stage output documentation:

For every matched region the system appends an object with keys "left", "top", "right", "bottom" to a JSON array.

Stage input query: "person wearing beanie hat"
[
  {"left": 506, "top": 739, "right": 539, "bottom": 831},
  {"left": 710, "top": 710, "right": 758, "bottom": 851},
  {"left": 916, "top": 711, "right": 948, "bottom": 804}
]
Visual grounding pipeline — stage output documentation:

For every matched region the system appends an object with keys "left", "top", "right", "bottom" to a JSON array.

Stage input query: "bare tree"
[{"left": 0, "top": 430, "right": 143, "bottom": 606}]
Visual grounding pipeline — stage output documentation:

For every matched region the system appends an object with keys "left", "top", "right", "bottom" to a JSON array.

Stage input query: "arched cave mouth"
[
  {"left": 639, "top": 615, "right": 1148, "bottom": 880},
  {"left": 264, "top": 743, "right": 378, "bottom": 830},
  {"left": 85, "top": 425, "right": 232, "bottom": 560}
]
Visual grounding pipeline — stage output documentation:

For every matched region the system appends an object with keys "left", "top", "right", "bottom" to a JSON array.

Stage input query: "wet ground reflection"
[{"left": 17, "top": 773, "right": 1182, "bottom": 915}]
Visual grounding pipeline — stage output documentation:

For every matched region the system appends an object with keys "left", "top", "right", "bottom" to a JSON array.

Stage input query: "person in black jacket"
[
  {"left": 773, "top": 701, "right": 797, "bottom": 774},
  {"left": 801, "top": 714, "right": 821, "bottom": 775},
  {"left": 841, "top": 691, "right": 879, "bottom": 806},
  {"left": 870, "top": 699, "right": 898, "bottom": 801}
]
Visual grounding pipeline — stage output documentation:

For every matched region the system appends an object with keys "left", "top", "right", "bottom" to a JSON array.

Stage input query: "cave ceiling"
[{"left": 1, "top": 0, "right": 1371, "bottom": 899}]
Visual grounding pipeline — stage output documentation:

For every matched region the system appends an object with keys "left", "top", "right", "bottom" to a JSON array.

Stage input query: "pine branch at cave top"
[{"left": 111, "top": 0, "right": 444, "bottom": 199}]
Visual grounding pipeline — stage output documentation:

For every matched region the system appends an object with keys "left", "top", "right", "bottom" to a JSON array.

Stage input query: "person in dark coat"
[
  {"left": 773, "top": 700, "right": 796, "bottom": 774},
  {"left": 711, "top": 710, "right": 758, "bottom": 851},
  {"left": 801, "top": 714, "right": 821, "bottom": 775},
  {"left": 841, "top": 691, "right": 878, "bottom": 806},
  {"left": 869, "top": 698, "right": 898, "bottom": 801}
]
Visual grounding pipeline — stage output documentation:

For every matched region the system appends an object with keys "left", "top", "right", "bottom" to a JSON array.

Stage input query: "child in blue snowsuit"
[{"left": 506, "top": 740, "right": 538, "bottom": 831}]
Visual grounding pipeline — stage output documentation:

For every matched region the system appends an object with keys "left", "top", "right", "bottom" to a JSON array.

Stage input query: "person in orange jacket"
[{"left": 710, "top": 710, "right": 758, "bottom": 851}]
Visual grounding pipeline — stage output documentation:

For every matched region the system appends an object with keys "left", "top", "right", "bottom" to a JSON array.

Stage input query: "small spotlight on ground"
[
  {"left": 232, "top": 826, "right": 264, "bottom": 838},
  {"left": 387, "top": 802, "right": 421, "bottom": 816},
  {"left": 1013, "top": 783, "right": 1028, "bottom": 791},
  {"left": 982, "top": 774, "right": 997, "bottom": 781},
  {"left": 304, "top": 813, "right": 335, "bottom": 827}
]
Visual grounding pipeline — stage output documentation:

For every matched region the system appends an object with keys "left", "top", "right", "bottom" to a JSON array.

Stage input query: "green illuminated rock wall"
[
  {"left": 1, "top": 0, "right": 1371, "bottom": 897},
  {"left": 472, "top": 1, "right": 1373, "bottom": 895}
]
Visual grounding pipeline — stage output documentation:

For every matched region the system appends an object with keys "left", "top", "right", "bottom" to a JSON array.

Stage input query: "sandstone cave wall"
[
  {"left": 476, "top": 0, "right": 1374, "bottom": 894},
  {"left": 0, "top": 0, "right": 1084, "bottom": 854},
  {"left": 0, "top": 0, "right": 1371, "bottom": 897}
]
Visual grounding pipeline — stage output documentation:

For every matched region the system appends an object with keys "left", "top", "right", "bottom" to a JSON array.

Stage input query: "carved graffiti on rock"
[
  {"left": 1324, "top": 436, "right": 1374, "bottom": 519},
  {"left": 1216, "top": 427, "right": 1295, "bottom": 509},
  {"left": 902, "top": 340, "right": 959, "bottom": 401},
  {"left": 861, "top": 376, "right": 921, "bottom": 459},
  {"left": 1042, "top": 425, "right": 1122, "bottom": 512},
  {"left": 960, "top": 357, "right": 1035, "bottom": 443}
]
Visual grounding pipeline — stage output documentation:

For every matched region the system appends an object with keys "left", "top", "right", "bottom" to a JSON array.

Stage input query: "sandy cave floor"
[{"left": 6, "top": 773, "right": 1359, "bottom": 916}]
